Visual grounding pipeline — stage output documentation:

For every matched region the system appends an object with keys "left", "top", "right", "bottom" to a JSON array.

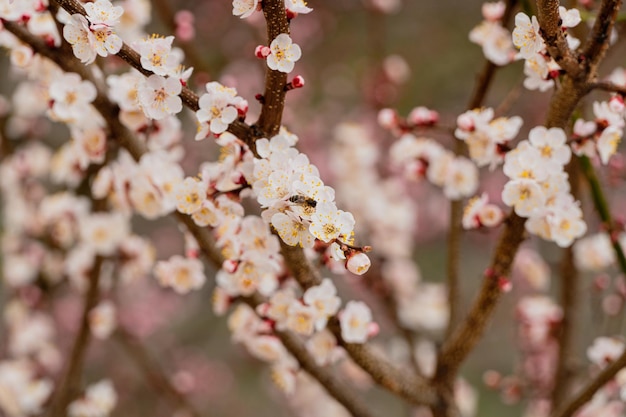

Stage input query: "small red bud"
[
  {"left": 292, "top": 75, "right": 305, "bottom": 88},
  {"left": 255, "top": 45, "right": 271, "bottom": 59}
]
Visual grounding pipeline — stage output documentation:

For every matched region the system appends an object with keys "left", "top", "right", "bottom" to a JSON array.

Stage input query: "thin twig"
[
  {"left": 551, "top": 160, "right": 582, "bottom": 409},
  {"left": 47, "top": 256, "right": 104, "bottom": 417},
  {"left": 113, "top": 328, "right": 202, "bottom": 417},
  {"left": 579, "top": 156, "right": 626, "bottom": 273},
  {"left": 551, "top": 349, "right": 626, "bottom": 417},
  {"left": 587, "top": 80, "right": 626, "bottom": 95},
  {"left": 581, "top": 0, "right": 623, "bottom": 70}
]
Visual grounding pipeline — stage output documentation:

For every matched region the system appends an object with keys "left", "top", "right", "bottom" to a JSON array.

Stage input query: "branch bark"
[{"left": 47, "top": 256, "right": 104, "bottom": 417}]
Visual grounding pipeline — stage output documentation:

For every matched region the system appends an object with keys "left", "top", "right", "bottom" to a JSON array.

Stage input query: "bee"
[{"left": 288, "top": 194, "right": 317, "bottom": 208}]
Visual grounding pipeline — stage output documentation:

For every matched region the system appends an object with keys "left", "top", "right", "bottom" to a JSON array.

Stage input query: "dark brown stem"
[
  {"left": 551, "top": 160, "right": 581, "bottom": 409},
  {"left": 536, "top": 0, "right": 582, "bottom": 77},
  {"left": 436, "top": 213, "right": 527, "bottom": 381},
  {"left": 551, "top": 349, "right": 626, "bottom": 417},
  {"left": 588, "top": 80, "right": 626, "bottom": 95},
  {"left": 581, "top": 0, "right": 622, "bottom": 70},
  {"left": 254, "top": 0, "right": 290, "bottom": 137},
  {"left": 114, "top": 328, "right": 202, "bottom": 417},
  {"left": 47, "top": 256, "right": 104, "bottom": 417}
]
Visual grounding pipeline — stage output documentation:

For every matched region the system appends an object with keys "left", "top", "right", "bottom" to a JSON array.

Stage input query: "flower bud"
[
  {"left": 610, "top": 95, "right": 625, "bottom": 113},
  {"left": 222, "top": 259, "right": 239, "bottom": 273},
  {"left": 377, "top": 108, "right": 397, "bottom": 130},
  {"left": 255, "top": 45, "right": 271, "bottom": 59},
  {"left": 346, "top": 252, "right": 371, "bottom": 275}
]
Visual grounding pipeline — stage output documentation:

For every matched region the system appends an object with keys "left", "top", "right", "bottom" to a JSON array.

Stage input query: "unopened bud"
[
  {"left": 222, "top": 259, "right": 239, "bottom": 273},
  {"left": 408, "top": 106, "right": 439, "bottom": 126},
  {"left": 610, "top": 95, "right": 625, "bottom": 113},
  {"left": 255, "top": 45, "right": 271, "bottom": 59},
  {"left": 457, "top": 113, "right": 475, "bottom": 131},
  {"left": 346, "top": 252, "right": 371, "bottom": 275},
  {"left": 377, "top": 108, "right": 397, "bottom": 130},
  {"left": 292, "top": 75, "right": 305, "bottom": 88},
  {"left": 498, "top": 277, "right": 512, "bottom": 292},
  {"left": 367, "top": 322, "right": 380, "bottom": 338}
]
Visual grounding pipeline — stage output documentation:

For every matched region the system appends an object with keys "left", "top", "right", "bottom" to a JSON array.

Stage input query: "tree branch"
[
  {"left": 551, "top": 349, "right": 626, "bottom": 417},
  {"left": 255, "top": 0, "right": 290, "bottom": 137},
  {"left": 581, "top": 0, "right": 622, "bottom": 70},
  {"left": 536, "top": 0, "right": 581, "bottom": 77},
  {"left": 280, "top": 244, "right": 437, "bottom": 407},
  {"left": 50, "top": 0, "right": 255, "bottom": 146},
  {"left": 47, "top": 256, "right": 104, "bottom": 417},
  {"left": 551, "top": 160, "right": 582, "bottom": 409},
  {"left": 246, "top": 294, "right": 381, "bottom": 417},
  {"left": 113, "top": 327, "right": 202, "bottom": 417}
]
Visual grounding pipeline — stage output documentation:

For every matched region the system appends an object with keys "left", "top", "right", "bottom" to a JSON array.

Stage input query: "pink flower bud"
[
  {"left": 377, "top": 108, "right": 397, "bottom": 129},
  {"left": 175, "top": 10, "right": 194, "bottom": 25},
  {"left": 367, "top": 322, "right": 380, "bottom": 338},
  {"left": 255, "top": 45, "right": 271, "bottom": 59},
  {"left": 483, "top": 370, "right": 502, "bottom": 388},
  {"left": 235, "top": 99, "right": 249, "bottom": 116},
  {"left": 457, "top": 113, "right": 475, "bottom": 131},
  {"left": 408, "top": 106, "right": 438, "bottom": 126},
  {"left": 186, "top": 248, "right": 199, "bottom": 259},
  {"left": 286, "top": 9, "right": 298, "bottom": 19},
  {"left": 176, "top": 23, "right": 195, "bottom": 42},
  {"left": 610, "top": 95, "right": 625, "bottom": 113},
  {"left": 222, "top": 259, "right": 239, "bottom": 273},
  {"left": 594, "top": 273, "right": 611, "bottom": 291},
  {"left": 482, "top": 1, "right": 505, "bottom": 21},
  {"left": 498, "top": 277, "right": 512, "bottom": 292},
  {"left": 292, "top": 75, "right": 305, "bottom": 88},
  {"left": 346, "top": 252, "right": 371, "bottom": 275}
]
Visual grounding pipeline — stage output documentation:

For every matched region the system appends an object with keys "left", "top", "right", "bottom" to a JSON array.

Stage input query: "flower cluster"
[
  {"left": 68, "top": 380, "right": 117, "bottom": 417},
  {"left": 195, "top": 82, "right": 248, "bottom": 138},
  {"left": 390, "top": 133, "right": 479, "bottom": 200},
  {"left": 502, "top": 126, "right": 586, "bottom": 247},
  {"left": 63, "top": 0, "right": 124, "bottom": 64},
  {"left": 469, "top": 1, "right": 515, "bottom": 66},
  {"left": 571, "top": 98, "right": 625, "bottom": 165},
  {"left": 512, "top": 8, "right": 581, "bottom": 91},
  {"left": 455, "top": 107, "right": 523, "bottom": 169},
  {"left": 247, "top": 132, "right": 371, "bottom": 274}
]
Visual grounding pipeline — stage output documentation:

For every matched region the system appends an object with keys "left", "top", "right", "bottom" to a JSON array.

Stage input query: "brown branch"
[
  {"left": 47, "top": 256, "right": 104, "bottom": 417},
  {"left": 254, "top": 0, "right": 290, "bottom": 137},
  {"left": 551, "top": 160, "right": 582, "bottom": 409},
  {"left": 536, "top": 0, "right": 582, "bottom": 77},
  {"left": 113, "top": 327, "right": 202, "bottom": 417},
  {"left": 587, "top": 80, "right": 626, "bottom": 95},
  {"left": 50, "top": 0, "right": 255, "bottom": 146},
  {"left": 444, "top": 0, "right": 518, "bottom": 343},
  {"left": 5, "top": 20, "right": 390, "bottom": 416},
  {"left": 551, "top": 350, "right": 626, "bottom": 417},
  {"left": 435, "top": 213, "right": 527, "bottom": 381},
  {"left": 245, "top": 294, "right": 380, "bottom": 417},
  {"left": 280, "top": 244, "right": 437, "bottom": 407},
  {"left": 581, "top": 0, "right": 622, "bottom": 70}
]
